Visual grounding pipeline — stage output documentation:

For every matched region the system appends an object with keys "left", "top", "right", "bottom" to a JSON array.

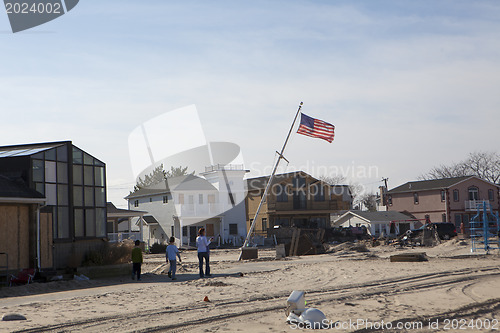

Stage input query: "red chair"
[{"left": 9, "top": 268, "right": 35, "bottom": 286}]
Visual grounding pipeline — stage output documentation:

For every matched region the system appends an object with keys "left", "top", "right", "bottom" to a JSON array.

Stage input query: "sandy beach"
[{"left": 1, "top": 240, "right": 500, "bottom": 332}]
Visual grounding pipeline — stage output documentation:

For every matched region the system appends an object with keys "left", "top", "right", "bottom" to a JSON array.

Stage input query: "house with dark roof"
[
  {"left": 333, "top": 210, "right": 418, "bottom": 237},
  {"left": 126, "top": 164, "right": 248, "bottom": 247},
  {"left": 106, "top": 202, "right": 146, "bottom": 243},
  {"left": 0, "top": 141, "right": 107, "bottom": 269},
  {"left": 385, "top": 176, "right": 500, "bottom": 231},
  {"left": 245, "top": 171, "right": 353, "bottom": 236}
]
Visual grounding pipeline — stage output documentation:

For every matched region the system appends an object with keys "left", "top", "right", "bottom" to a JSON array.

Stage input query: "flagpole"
[{"left": 239, "top": 102, "right": 303, "bottom": 260}]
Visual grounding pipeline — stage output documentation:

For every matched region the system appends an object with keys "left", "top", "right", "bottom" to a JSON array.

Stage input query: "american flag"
[{"left": 296, "top": 113, "right": 335, "bottom": 143}]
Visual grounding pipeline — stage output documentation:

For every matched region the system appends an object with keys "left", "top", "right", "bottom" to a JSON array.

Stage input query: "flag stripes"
[{"left": 297, "top": 113, "right": 335, "bottom": 143}]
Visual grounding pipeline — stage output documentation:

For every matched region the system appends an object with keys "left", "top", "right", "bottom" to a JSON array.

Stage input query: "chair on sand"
[{"left": 9, "top": 268, "right": 35, "bottom": 286}]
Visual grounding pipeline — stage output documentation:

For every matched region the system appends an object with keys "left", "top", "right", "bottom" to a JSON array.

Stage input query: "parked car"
[{"left": 408, "top": 223, "right": 457, "bottom": 240}]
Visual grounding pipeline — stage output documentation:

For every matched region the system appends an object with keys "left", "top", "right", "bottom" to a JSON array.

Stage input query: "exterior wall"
[
  {"left": 0, "top": 204, "right": 30, "bottom": 271},
  {"left": 39, "top": 212, "right": 53, "bottom": 269},
  {"left": 245, "top": 173, "right": 352, "bottom": 235},
  {"left": 448, "top": 179, "right": 499, "bottom": 230},
  {"left": 245, "top": 190, "right": 269, "bottom": 234},
  {"left": 52, "top": 239, "right": 104, "bottom": 269},
  {"left": 388, "top": 178, "right": 500, "bottom": 228},
  {"left": 388, "top": 190, "right": 445, "bottom": 223}
]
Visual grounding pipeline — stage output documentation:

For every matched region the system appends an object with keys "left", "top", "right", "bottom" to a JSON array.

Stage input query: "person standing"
[
  {"left": 166, "top": 237, "right": 181, "bottom": 280},
  {"left": 196, "top": 228, "right": 213, "bottom": 278},
  {"left": 131, "top": 240, "right": 143, "bottom": 281}
]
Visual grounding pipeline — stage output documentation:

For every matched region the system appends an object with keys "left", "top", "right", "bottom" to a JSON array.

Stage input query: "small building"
[
  {"left": 0, "top": 141, "right": 107, "bottom": 269},
  {"left": 245, "top": 171, "right": 353, "bottom": 236},
  {"left": 385, "top": 176, "right": 500, "bottom": 231},
  {"left": 106, "top": 202, "right": 145, "bottom": 243},
  {"left": 333, "top": 210, "right": 418, "bottom": 237},
  {"left": 0, "top": 175, "right": 48, "bottom": 271},
  {"left": 141, "top": 215, "right": 168, "bottom": 245}
]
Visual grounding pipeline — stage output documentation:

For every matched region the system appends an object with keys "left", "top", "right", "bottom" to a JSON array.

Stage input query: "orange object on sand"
[{"left": 203, "top": 296, "right": 210, "bottom": 302}]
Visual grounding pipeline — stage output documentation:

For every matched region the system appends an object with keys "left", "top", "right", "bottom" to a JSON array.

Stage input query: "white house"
[
  {"left": 126, "top": 164, "right": 248, "bottom": 247},
  {"left": 333, "top": 210, "right": 419, "bottom": 237}
]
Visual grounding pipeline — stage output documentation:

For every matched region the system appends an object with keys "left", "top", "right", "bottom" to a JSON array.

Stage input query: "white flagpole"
[{"left": 239, "top": 102, "right": 303, "bottom": 260}]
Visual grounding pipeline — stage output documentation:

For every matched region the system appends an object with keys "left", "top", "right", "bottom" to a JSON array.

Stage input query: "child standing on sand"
[
  {"left": 166, "top": 237, "right": 182, "bottom": 280},
  {"left": 131, "top": 240, "right": 143, "bottom": 281}
]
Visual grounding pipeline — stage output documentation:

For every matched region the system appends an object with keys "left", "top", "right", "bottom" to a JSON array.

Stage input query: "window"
[
  {"left": 207, "top": 194, "right": 216, "bottom": 203},
  {"left": 294, "top": 174, "right": 306, "bottom": 188},
  {"left": 468, "top": 187, "right": 479, "bottom": 201},
  {"left": 84, "top": 187, "right": 94, "bottom": 206},
  {"left": 229, "top": 223, "right": 238, "bottom": 235},
  {"left": 95, "top": 188, "right": 106, "bottom": 207},
  {"left": 74, "top": 209, "right": 84, "bottom": 237},
  {"left": 188, "top": 195, "right": 194, "bottom": 204},
  {"left": 32, "top": 159, "right": 44, "bottom": 182},
  {"left": 488, "top": 189, "right": 494, "bottom": 201},
  {"left": 73, "top": 165, "right": 83, "bottom": 185},
  {"left": 45, "top": 161, "right": 57, "bottom": 183},
  {"left": 293, "top": 191, "right": 307, "bottom": 209},
  {"left": 163, "top": 195, "right": 168, "bottom": 204},
  {"left": 134, "top": 200, "right": 139, "bottom": 207},
  {"left": 199, "top": 194, "right": 203, "bottom": 204},
  {"left": 182, "top": 226, "right": 187, "bottom": 236},
  {"left": 453, "top": 189, "right": 459, "bottom": 202},
  {"left": 310, "top": 217, "right": 327, "bottom": 228},
  {"left": 413, "top": 193, "right": 419, "bottom": 204},
  {"left": 454, "top": 214, "right": 462, "bottom": 226},
  {"left": 57, "top": 207, "right": 69, "bottom": 238},
  {"left": 84, "top": 165, "right": 94, "bottom": 186},
  {"left": 314, "top": 185, "right": 325, "bottom": 202},
  {"left": 178, "top": 194, "right": 184, "bottom": 204},
  {"left": 72, "top": 147, "right": 83, "bottom": 164},
  {"left": 442, "top": 213, "right": 447, "bottom": 222},
  {"left": 440, "top": 190, "right": 445, "bottom": 202},
  {"left": 387, "top": 195, "right": 392, "bottom": 205},
  {"left": 57, "top": 162, "right": 68, "bottom": 183},
  {"left": 274, "top": 218, "right": 290, "bottom": 227},
  {"left": 276, "top": 184, "right": 288, "bottom": 202},
  {"left": 94, "top": 166, "right": 105, "bottom": 186},
  {"left": 262, "top": 218, "right": 267, "bottom": 231}
]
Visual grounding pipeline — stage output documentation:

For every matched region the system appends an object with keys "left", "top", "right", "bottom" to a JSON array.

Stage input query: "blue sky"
[{"left": 1, "top": 1, "right": 500, "bottom": 207}]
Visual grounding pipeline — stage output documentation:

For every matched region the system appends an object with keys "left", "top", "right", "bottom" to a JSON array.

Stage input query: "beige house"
[
  {"left": 245, "top": 171, "right": 352, "bottom": 236},
  {"left": 385, "top": 176, "right": 500, "bottom": 230}
]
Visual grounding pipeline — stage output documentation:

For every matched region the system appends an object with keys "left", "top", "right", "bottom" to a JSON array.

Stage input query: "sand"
[{"left": 1, "top": 239, "right": 500, "bottom": 332}]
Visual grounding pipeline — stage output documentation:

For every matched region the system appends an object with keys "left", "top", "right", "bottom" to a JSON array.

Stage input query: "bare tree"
[
  {"left": 419, "top": 151, "right": 500, "bottom": 184},
  {"left": 360, "top": 193, "right": 378, "bottom": 212},
  {"left": 320, "top": 175, "right": 363, "bottom": 206}
]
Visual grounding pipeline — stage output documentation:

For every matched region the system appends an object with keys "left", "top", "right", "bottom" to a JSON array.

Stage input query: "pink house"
[{"left": 385, "top": 176, "right": 500, "bottom": 230}]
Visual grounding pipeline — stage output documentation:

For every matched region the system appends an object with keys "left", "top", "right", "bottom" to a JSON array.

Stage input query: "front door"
[
  {"left": 206, "top": 223, "right": 214, "bottom": 237},
  {"left": 189, "top": 226, "right": 197, "bottom": 245}
]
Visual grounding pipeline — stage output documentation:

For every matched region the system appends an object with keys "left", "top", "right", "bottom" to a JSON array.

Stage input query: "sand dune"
[{"left": 1, "top": 240, "right": 500, "bottom": 332}]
